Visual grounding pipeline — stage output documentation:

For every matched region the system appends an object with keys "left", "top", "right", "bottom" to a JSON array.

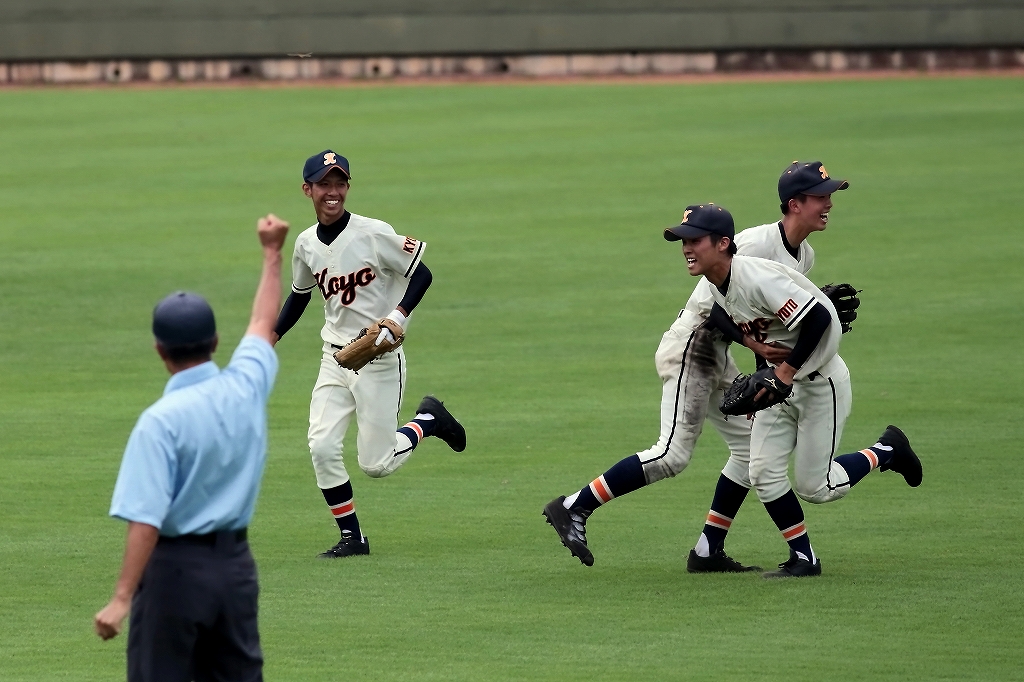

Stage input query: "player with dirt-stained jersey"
[
  {"left": 543, "top": 161, "right": 885, "bottom": 573},
  {"left": 681, "top": 202, "right": 922, "bottom": 578},
  {"left": 542, "top": 199, "right": 820, "bottom": 570}
]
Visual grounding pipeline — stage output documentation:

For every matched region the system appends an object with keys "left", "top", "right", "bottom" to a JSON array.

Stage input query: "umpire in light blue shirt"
[{"left": 94, "top": 214, "right": 291, "bottom": 682}]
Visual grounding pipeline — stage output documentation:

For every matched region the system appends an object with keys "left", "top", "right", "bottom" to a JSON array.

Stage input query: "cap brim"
[
  {"left": 802, "top": 178, "right": 849, "bottom": 196},
  {"left": 307, "top": 164, "right": 351, "bottom": 183},
  {"left": 664, "top": 224, "right": 713, "bottom": 241}
]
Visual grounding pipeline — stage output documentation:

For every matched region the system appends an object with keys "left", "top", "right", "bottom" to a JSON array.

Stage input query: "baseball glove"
[
  {"left": 332, "top": 318, "right": 404, "bottom": 371},
  {"left": 820, "top": 282, "right": 861, "bottom": 334},
  {"left": 719, "top": 367, "right": 793, "bottom": 417}
]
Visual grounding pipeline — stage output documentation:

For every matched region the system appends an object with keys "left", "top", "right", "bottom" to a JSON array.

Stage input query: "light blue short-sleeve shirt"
[{"left": 109, "top": 335, "right": 278, "bottom": 536}]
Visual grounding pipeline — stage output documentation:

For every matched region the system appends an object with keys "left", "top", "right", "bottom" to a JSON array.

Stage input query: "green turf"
[{"left": 1, "top": 75, "right": 1023, "bottom": 681}]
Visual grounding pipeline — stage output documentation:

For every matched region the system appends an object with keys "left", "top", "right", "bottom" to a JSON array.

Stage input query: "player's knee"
[
  {"left": 795, "top": 482, "right": 848, "bottom": 504},
  {"left": 663, "top": 449, "right": 692, "bottom": 478},
  {"left": 747, "top": 460, "right": 769, "bottom": 488},
  {"left": 359, "top": 461, "right": 393, "bottom": 479},
  {"left": 721, "top": 457, "right": 751, "bottom": 488},
  {"left": 309, "top": 442, "right": 338, "bottom": 470},
  {"left": 643, "top": 444, "right": 692, "bottom": 482},
  {"left": 748, "top": 464, "right": 788, "bottom": 501}
]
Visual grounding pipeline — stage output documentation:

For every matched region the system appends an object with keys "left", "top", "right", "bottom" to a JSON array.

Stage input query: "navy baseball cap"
[
  {"left": 664, "top": 203, "right": 735, "bottom": 241},
  {"left": 303, "top": 150, "right": 351, "bottom": 183},
  {"left": 778, "top": 161, "right": 848, "bottom": 205},
  {"left": 152, "top": 291, "right": 217, "bottom": 346}
]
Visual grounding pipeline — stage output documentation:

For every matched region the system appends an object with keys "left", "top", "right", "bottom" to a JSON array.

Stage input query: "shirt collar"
[{"left": 163, "top": 361, "right": 220, "bottom": 396}]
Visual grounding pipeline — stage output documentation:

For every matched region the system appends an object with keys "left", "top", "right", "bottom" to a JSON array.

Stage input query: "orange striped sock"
[
  {"left": 321, "top": 482, "right": 361, "bottom": 537},
  {"left": 589, "top": 475, "right": 614, "bottom": 505},
  {"left": 859, "top": 448, "right": 880, "bottom": 470}
]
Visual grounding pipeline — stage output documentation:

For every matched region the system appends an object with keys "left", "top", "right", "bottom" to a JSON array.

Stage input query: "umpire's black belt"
[{"left": 158, "top": 528, "right": 247, "bottom": 546}]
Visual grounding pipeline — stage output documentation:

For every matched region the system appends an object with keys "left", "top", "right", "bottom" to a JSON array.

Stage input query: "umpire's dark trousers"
[{"left": 128, "top": 529, "right": 262, "bottom": 682}]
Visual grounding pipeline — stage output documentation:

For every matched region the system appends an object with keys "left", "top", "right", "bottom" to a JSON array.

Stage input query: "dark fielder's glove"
[
  {"left": 820, "top": 282, "right": 861, "bottom": 334},
  {"left": 719, "top": 367, "right": 793, "bottom": 417},
  {"left": 333, "top": 318, "right": 404, "bottom": 371}
]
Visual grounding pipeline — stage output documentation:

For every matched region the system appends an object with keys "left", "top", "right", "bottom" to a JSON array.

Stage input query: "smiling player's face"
[
  {"left": 303, "top": 169, "right": 350, "bottom": 224},
  {"left": 681, "top": 234, "right": 729, "bottom": 277},
  {"left": 792, "top": 193, "right": 833, "bottom": 232}
]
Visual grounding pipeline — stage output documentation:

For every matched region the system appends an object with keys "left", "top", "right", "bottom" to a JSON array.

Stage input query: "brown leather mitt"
[{"left": 332, "top": 318, "right": 404, "bottom": 371}]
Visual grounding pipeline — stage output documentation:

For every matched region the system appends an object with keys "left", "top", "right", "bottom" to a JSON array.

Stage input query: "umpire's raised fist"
[{"left": 257, "top": 213, "right": 289, "bottom": 251}]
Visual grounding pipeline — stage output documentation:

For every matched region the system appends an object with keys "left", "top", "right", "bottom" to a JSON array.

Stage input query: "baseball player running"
[
  {"left": 685, "top": 162, "right": 862, "bottom": 571},
  {"left": 273, "top": 150, "right": 466, "bottom": 558},
  {"left": 683, "top": 202, "right": 922, "bottom": 577},
  {"left": 543, "top": 162, "right": 861, "bottom": 571}
]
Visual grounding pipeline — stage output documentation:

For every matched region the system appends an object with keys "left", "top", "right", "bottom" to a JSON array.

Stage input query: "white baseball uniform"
[
  {"left": 638, "top": 223, "right": 814, "bottom": 487},
  {"left": 290, "top": 213, "right": 426, "bottom": 487},
  {"left": 707, "top": 255, "right": 854, "bottom": 505}
]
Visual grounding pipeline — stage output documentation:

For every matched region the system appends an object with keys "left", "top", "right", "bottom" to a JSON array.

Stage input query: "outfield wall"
[{"left": 3, "top": 1, "right": 1024, "bottom": 62}]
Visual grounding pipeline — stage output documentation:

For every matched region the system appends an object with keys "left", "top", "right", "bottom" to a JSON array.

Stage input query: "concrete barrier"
[{"left": 2, "top": 1, "right": 1023, "bottom": 62}]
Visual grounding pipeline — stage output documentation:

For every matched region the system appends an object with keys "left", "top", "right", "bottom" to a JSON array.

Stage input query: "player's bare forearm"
[
  {"left": 774, "top": 362, "right": 797, "bottom": 384},
  {"left": 94, "top": 521, "right": 159, "bottom": 640},
  {"left": 744, "top": 336, "right": 790, "bottom": 365},
  {"left": 247, "top": 215, "right": 290, "bottom": 342}
]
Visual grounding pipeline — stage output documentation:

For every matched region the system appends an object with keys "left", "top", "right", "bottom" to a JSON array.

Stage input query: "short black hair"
[
  {"left": 781, "top": 193, "right": 808, "bottom": 215},
  {"left": 711, "top": 234, "right": 738, "bottom": 255},
  {"left": 161, "top": 338, "right": 216, "bottom": 363}
]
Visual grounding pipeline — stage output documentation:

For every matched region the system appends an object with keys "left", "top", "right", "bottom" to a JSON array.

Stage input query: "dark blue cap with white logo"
[
  {"left": 664, "top": 203, "right": 735, "bottom": 241},
  {"left": 152, "top": 291, "right": 217, "bottom": 346},
  {"left": 303, "top": 150, "right": 351, "bottom": 183},
  {"left": 778, "top": 161, "right": 848, "bottom": 205}
]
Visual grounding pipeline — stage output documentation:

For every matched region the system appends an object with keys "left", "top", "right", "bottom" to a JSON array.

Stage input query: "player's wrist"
[
  {"left": 385, "top": 309, "right": 407, "bottom": 329},
  {"left": 774, "top": 363, "right": 797, "bottom": 384}
]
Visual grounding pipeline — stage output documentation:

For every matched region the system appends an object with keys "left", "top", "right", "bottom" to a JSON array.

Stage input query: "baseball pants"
[
  {"left": 748, "top": 357, "right": 854, "bottom": 504},
  {"left": 127, "top": 531, "right": 262, "bottom": 682},
  {"left": 308, "top": 345, "right": 409, "bottom": 487},
  {"left": 637, "top": 312, "right": 753, "bottom": 486}
]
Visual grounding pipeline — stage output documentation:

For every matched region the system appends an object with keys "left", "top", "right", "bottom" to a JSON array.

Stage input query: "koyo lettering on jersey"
[{"left": 314, "top": 267, "right": 376, "bottom": 305}]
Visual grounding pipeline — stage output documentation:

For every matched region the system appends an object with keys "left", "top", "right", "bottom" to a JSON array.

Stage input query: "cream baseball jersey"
[
  {"left": 682, "top": 222, "right": 815, "bottom": 318},
  {"left": 290, "top": 213, "right": 426, "bottom": 346},
  {"left": 709, "top": 256, "right": 841, "bottom": 380}
]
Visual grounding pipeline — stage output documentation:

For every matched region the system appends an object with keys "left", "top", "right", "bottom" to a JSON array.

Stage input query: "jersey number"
[{"left": 738, "top": 318, "right": 772, "bottom": 344}]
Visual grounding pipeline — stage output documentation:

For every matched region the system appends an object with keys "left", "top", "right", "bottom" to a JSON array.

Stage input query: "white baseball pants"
[
  {"left": 636, "top": 312, "right": 753, "bottom": 486},
  {"left": 307, "top": 345, "right": 410, "bottom": 488},
  {"left": 748, "top": 356, "right": 854, "bottom": 504}
]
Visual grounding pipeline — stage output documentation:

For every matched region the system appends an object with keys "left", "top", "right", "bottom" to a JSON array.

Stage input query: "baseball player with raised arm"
[
  {"left": 682, "top": 202, "right": 922, "bottom": 577},
  {"left": 543, "top": 162, "right": 857, "bottom": 571},
  {"left": 273, "top": 150, "right": 466, "bottom": 559}
]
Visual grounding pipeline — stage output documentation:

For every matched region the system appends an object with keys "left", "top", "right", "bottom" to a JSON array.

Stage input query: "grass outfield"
[{"left": 2, "top": 75, "right": 1023, "bottom": 681}]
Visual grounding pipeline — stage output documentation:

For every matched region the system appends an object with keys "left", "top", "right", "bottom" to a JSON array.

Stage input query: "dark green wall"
[{"left": 3, "top": 1, "right": 1023, "bottom": 60}]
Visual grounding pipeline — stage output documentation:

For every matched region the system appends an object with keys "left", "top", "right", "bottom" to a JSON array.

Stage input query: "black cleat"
[
  {"left": 762, "top": 550, "right": 821, "bottom": 578},
  {"left": 542, "top": 496, "right": 594, "bottom": 567},
  {"left": 687, "top": 549, "right": 761, "bottom": 573},
  {"left": 317, "top": 530, "right": 370, "bottom": 558},
  {"left": 416, "top": 395, "right": 466, "bottom": 452},
  {"left": 876, "top": 424, "right": 922, "bottom": 487}
]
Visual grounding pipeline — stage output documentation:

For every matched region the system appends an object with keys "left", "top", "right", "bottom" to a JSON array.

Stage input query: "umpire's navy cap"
[
  {"left": 303, "top": 150, "right": 351, "bottom": 183},
  {"left": 153, "top": 292, "right": 217, "bottom": 346},
  {"left": 664, "top": 203, "right": 735, "bottom": 241},
  {"left": 778, "top": 161, "right": 848, "bottom": 205}
]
